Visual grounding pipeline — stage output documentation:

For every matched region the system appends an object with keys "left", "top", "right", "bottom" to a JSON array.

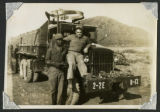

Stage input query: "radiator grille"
[{"left": 89, "top": 49, "right": 113, "bottom": 75}]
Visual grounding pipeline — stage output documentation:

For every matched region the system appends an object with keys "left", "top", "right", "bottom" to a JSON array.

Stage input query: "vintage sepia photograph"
[{"left": 4, "top": 3, "right": 157, "bottom": 109}]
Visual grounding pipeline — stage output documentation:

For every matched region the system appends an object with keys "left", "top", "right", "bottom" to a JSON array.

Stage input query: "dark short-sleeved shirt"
[
  {"left": 63, "top": 34, "right": 89, "bottom": 52},
  {"left": 45, "top": 44, "right": 67, "bottom": 64}
]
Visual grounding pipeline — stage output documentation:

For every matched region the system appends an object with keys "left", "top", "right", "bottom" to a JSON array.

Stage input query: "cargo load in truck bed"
[{"left": 19, "top": 21, "right": 48, "bottom": 46}]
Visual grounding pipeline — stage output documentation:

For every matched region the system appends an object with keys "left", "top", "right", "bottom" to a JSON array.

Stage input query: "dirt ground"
[{"left": 11, "top": 47, "right": 151, "bottom": 105}]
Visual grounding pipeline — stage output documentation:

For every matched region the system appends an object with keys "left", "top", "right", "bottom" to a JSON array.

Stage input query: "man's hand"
[
  {"left": 83, "top": 48, "right": 88, "bottom": 53},
  {"left": 83, "top": 43, "right": 91, "bottom": 53}
]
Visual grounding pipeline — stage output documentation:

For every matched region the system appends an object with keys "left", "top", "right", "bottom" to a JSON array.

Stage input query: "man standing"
[
  {"left": 64, "top": 25, "right": 91, "bottom": 104},
  {"left": 45, "top": 33, "right": 67, "bottom": 105}
]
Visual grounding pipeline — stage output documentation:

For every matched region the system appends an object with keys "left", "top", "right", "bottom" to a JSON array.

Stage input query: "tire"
[
  {"left": 111, "top": 82, "right": 128, "bottom": 100},
  {"left": 19, "top": 60, "right": 23, "bottom": 78},
  {"left": 33, "top": 72, "right": 39, "bottom": 82},
  {"left": 24, "top": 59, "right": 33, "bottom": 83},
  {"left": 19, "top": 59, "right": 26, "bottom": 79},
  {"left": 118, "top": 82, "right": 128, "bottom": 100},
  {"left": 118, "top": 81, "right": 128, "bottom": 100}
]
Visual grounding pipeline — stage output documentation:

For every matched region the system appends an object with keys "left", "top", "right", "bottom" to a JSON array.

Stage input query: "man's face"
[
  {"left": 56, "top": 39, "right": 63, "bottom": 46},
  {"left": 75, "top": 29, "right": 83, "bottom": 38}
]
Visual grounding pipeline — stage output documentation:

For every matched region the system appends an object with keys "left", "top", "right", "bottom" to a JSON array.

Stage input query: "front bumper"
[{"left": 83, "top": 75, "right": 141, "bottom": 94}]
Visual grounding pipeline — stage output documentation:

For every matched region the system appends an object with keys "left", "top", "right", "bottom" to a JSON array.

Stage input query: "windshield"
[{"left": 83, "top": 31, "right": 97, "bottom": 43}]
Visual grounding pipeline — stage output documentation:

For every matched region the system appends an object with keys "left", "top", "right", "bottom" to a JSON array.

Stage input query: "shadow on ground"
[
  {"left": 36, "top": 73, "right": 49, "bottom": 82},
  {"left": 78, "top": 91, "right": 142, "bottom": 104},
  {"left": 124, "top": 92, "right": 142, "bottom": 100},
  {"left": 100, "top": 91, "right": 141, "bottom": 104}
]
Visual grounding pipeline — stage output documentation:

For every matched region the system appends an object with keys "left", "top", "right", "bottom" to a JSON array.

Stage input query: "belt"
[{"left": 68, "top": 50, "right": 81, "bottom": 53}]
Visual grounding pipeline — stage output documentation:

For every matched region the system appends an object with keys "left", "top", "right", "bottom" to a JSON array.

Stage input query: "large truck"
[{"left": 17, "top": 9, "right": 141, "bottom": 99}]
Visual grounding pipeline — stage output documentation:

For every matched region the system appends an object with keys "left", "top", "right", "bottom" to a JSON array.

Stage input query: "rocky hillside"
[{"left": 81, "top": 16, "right": 151, "bottom": 47}]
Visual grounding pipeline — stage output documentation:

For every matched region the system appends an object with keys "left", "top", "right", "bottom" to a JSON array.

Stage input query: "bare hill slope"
[{"left": 81, "top": 16, "right": 151, "bottom": 47}]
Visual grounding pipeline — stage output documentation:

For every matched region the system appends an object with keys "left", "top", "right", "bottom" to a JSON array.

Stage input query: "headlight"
[
  {"left": 33, "top": 48, "right": 36, "bottom": 53},
  {"left": 84, "top": 55, "right": 89, "bottom": 63}
]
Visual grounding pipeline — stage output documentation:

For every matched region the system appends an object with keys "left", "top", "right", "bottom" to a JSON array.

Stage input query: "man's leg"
[
  {"left": 66, "top": 78, "right": 80, "bottom": 105},
  {"left": 66, "top": 52, "right": 76, "bottom": 80},
  {"left": 70, "top": 79, "right": 80, "bottom": 105},
  {"left": 66, "top": 52, "right": 76, "bottom": 99},
  {"left": 65, "top": 85, "right": 73, "bottom": 105},
  {"left": 57, "top": 72, "right": 64, "bottom": 105},
  {"left": 48, "top": 68, "right": 58, "bottom": 105},
  {"left": 76, "top": 53, "right": 88, "bottom": 78},
  {"left": 66, "top": 52, "right": 76, "bottom": 105},
  {"left": 71, "top": 92, "right": 79, "bottom": 105}
]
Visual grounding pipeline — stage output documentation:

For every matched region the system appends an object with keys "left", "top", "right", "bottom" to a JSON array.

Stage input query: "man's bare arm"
[
  {"left": 83, "top": 37, "right": 92, "bottom": 53},
  {"left": 63, "top": 36, "right": 71, "bottom": 41},
  {"left": 83, "top": 44, "right": 91, "bottom": 53}
]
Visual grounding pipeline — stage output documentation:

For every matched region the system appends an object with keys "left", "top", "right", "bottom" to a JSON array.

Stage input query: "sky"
[{"left": 6, "top": 3, "right": 157, "bottom": 39}]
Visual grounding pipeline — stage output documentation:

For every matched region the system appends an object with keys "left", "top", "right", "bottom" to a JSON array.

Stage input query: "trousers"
[
  {"left": 48, "top": 66, "right": 64, "bottom": 105},
  {"left": 65, "top": 79, "right": 80, "bottom": 105},
  {"left": 66, "top": 51, "right": 87, "bottom": 80}
]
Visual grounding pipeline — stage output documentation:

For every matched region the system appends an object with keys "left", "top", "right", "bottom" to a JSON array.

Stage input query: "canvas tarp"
[{"left": 20, "top": 21, "right": 48, "bottom": 46}]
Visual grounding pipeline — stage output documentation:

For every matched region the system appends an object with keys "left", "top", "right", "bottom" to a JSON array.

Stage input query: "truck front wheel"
[{"left": 112, "top": 82, "right": 128, "bottom": 100}]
